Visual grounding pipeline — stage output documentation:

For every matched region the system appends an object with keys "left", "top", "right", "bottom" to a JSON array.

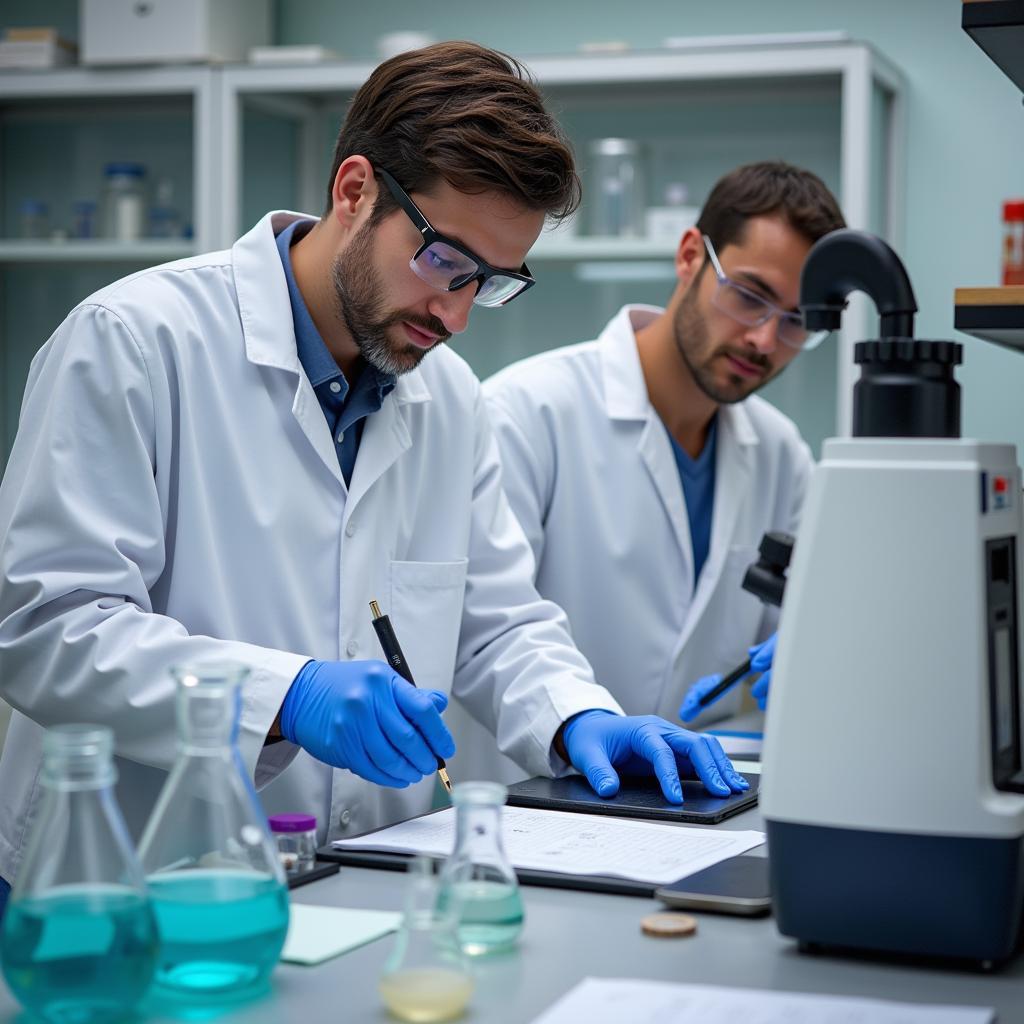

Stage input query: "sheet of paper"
[
  {"left": 280, "top": 904, "right": 401, "bottom": 965},
  {"left": 705, "top": 729, "right": 763, "bottom": 758},
  {"left": 334, "top": 806, "right": 764, "bottom": 885},
  {"left": 529, "top": 978, "right": 994, "bottom": 1024}
]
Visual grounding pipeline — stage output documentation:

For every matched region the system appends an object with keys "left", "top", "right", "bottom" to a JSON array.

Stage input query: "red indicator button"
[{"left": 995, "top": 477, "right": 1009, "bottom": 493}]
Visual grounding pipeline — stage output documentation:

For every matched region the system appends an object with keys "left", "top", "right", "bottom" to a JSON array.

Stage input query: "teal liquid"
[
  {"left": 450, "top": 880, "right": 524, "bottom": 956},
  {"left": 147, "top": 869, "right": 289, "bottom": 997},
  {"left": 0, "top": 884, "right": 158, "bottom": 1024}
]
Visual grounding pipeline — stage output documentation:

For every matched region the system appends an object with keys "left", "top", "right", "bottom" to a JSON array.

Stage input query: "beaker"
[
  {"left": 138, "top": 663, "right": 289, "bottom": 999},
  {"left": 438, "top": 781, "right": 524, "bottom": 956},
  {"left": 0, "top": 724, "right": 158, "bottom": 1023},
  {"left": 379, "top": 856, "right": 473, "bottom": 1023}
]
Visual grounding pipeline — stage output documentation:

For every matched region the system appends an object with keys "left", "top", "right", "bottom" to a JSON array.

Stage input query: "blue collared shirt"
[
  {"left": 275, "top": 219, "right": 395, "bottom": 486},
  {"left": 666, "top": 415, "right": 718, "bottom": 586}
]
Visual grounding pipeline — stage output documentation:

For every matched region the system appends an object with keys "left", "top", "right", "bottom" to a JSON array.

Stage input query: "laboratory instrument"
[
  {"left": 762, "top": 228, "right": 1024, "bottom": 967},
  {"left": 379, "top": 855, "right": 473, "bottom": 1023},
  {"left": 655, "top": 854, "right": 772, "bottom": 916},
  {"left": 0, "top": 724, "right": 158, "bottom": 1023},
  {"left": 268, "top": 813, "right": 317, "bottom": 873},
  {"left": 438, "top": 781, "right": 524, "bottom": 955},
  {"left": 138, "top": 663, "right": 290, "bottom": 997}
]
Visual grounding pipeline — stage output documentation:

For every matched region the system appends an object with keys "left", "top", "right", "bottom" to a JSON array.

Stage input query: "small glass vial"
[
  {"left": 268, "top": 814, "right": 317, "bottom": 873},
  {"left": 71, "top": 199, "right": 98, "bottom": 239},
  {"left": 438, "top": 781, "right": 524, "bottom": 956},
  {"left": 17, "top": 199, "right": 50, "bottom": 239},
  {"left": 379, "top": 856, "right": 473, "bottom": 1023},
  {"left": 1002, "top": 200, "right": 1024, "bottom": 286},
  {"left": 0, "top": 725, "right": 158, "bottom": 1023},
  {"left": 100, "top": 162, "right": 147, "bottom": 241}
]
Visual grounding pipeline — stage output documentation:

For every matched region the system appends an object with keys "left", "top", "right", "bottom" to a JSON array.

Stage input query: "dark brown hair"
[
  {"left": 324, "top": 41, "right": 580, "bottom": 223},
  {"left": 696, "top": 161, "right": 845, "bottom": 253}
]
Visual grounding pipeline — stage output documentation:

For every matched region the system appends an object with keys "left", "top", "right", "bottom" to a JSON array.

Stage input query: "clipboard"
[
  {"left": 318, "top": 772, "right": 760, "bottom": 899},
  {"left": 505, "top": 772, "right": 758, "bottom": 825}
]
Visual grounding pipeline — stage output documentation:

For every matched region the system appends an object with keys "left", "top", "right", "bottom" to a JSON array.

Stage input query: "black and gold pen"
[{"left": 369, "top": 599, "right": 453, "bottom": 794}]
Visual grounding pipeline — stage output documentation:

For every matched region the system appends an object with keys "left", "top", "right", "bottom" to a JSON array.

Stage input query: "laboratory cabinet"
[{"left": 0, "top": 42, "right": 904, "bottom": 472}]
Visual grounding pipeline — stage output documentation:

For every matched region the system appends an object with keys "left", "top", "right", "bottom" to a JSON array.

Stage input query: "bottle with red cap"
[{"left": 1003, "top": 200, "right": 1024, "bottom": 286}]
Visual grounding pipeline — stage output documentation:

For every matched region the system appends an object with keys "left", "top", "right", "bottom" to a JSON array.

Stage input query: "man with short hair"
[
  {"left": 447, "top": 162, "right": 845, "bottom": 783},
  {"left": 0, "top": 43, "right": 747, "bottom": 917}
]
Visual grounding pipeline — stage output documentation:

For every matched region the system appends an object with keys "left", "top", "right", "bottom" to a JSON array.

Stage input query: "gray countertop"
[{"left": 2, "top": 802, "right": 1023, "bottom": 1022}]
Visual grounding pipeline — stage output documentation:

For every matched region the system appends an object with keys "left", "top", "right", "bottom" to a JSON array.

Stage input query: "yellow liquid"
[{"left": 378, "top": 967, "right": 473, "bottom": 1023}]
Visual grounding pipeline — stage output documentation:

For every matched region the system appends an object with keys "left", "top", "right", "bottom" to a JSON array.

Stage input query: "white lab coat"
[
  {"left": 0, "top": 211, "right": 623, "bottom": 885},
  {"left": 446, "top": 305, "right": 812, "bottom": 783}
]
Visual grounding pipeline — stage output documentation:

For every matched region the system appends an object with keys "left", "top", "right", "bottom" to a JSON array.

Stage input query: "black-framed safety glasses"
[
  {"left": 377, "top": 168, "right": 536, "bottom": 309},
  {"left": 702, "top": 234, "right": 828, "bottom": 351}
]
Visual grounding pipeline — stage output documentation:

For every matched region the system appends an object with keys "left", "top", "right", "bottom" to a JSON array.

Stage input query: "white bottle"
[{"left": 645, "top": 183, "right": 700, "bottom": 242}]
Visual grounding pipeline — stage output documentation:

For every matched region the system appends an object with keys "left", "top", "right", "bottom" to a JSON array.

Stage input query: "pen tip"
[
  {"left": 369, "top": 599, "right": 382, "bottom": 618},
  {"left": 439, "top": 767, "right": 453, "bottom": 794}
]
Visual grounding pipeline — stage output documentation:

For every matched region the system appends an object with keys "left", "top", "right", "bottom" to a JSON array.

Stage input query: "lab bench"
[{"left": 3, "top": 804, "right": 1022, "bottom": 1023}]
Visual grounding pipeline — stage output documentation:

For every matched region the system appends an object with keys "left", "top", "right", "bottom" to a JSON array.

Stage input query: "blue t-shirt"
[
  {"left": 275, "top": 220, "right": 395, "bottom": 486},
  {"left": 665, "top": 416, "right": 718, "bottom": 585}
]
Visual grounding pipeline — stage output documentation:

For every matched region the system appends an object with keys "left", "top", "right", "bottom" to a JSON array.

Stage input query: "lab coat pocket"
[{"left": 389, "top": 558, "right": 469, "bottom": 694}]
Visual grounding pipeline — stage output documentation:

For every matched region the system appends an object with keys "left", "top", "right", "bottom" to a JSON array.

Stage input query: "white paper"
[
  {"left": 334, "top": 806, "right": 764, "bottom": 886},
  {"left": 280, "top": 904, "right": 401, "bottom": 965},
  {"left": 706, "top": 731, "right": 763, "bottom": 757},
  {"left": 530, "top": 978, "right": 994, "bottom": 1024}
]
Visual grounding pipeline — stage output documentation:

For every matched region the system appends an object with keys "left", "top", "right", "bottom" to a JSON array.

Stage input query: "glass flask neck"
[
  {"left": 41, "top": 724, "right": 116, "bottom": 791},
  {"left": 173, "top": 663, "right": 248, "bottom": 752},
  {"left": 452, "top": 782, "right": 508, "bottom": 853}
]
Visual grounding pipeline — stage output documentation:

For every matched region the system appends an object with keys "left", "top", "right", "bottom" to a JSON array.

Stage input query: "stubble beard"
[
  {"left": 672, "top": 287, "right": 771, "bottom": 405},
  {"left": 331, "top": 222, "right": 450, "bottom": 377}
]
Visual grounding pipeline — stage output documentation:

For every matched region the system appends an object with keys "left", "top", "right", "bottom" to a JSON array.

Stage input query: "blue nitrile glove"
[
  {"left": 562, "top": 710, "right": 749, "bottom": 806},
  {"left": 280, "top": 660, "right": 455, "bottom": 788},
  {"left": 678, "top": 633, "right": 777, "bottom": 722}
]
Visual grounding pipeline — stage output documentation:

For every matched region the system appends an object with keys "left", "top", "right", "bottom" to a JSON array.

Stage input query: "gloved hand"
[
  {"left": 562, "top": 710, "right": 749, "bottom": 806},
  {"left": 280, "top": 659, "right": 456, "bottom": 788},
  {"left": 678, "top": 633, "right": 777, "bottom": 722}
]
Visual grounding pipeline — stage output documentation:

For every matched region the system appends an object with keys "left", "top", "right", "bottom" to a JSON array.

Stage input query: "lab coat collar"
[
  {"left": 598, "top": 303, "right": 758, "bottom": 447},
  {"left": 231, "top": 211, "right": 430, "bottom": 408}
]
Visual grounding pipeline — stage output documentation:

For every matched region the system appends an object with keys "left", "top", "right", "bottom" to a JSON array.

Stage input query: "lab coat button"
[
  {"left": 339, "top": 809, "right": 351, "bottom": 827},
  {"left": 345, "top": 522, "right": 355, "bottom": 537},
  {"left": 346, "top": 640, "right": 359, "bottom": 656}
]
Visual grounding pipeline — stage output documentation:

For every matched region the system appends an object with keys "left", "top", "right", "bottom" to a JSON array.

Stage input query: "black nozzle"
[
  {"left": 742, "top": 532, "right": 794, "bottom": 609},
  {"left": 800, "top": 229, "right": 918, "bottom": 339}
]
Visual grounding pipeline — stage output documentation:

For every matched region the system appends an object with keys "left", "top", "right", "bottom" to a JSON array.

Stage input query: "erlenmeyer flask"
[
  {"left": 138, "top": 663, "right": 289, "bottom": 998},
  {"left": 0, "top": 724, "right": 158, "bottom": 1023},
  {"left": 379, "top": 856, "right": 473, "bottom": 1023},
  {"left": 438, "top": 781, "right": 524, "bottom": 955}
]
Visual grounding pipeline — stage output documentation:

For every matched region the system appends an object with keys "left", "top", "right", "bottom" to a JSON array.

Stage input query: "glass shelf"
[{"left": 0, "top": 239, "right": 195, "bottom": 263}]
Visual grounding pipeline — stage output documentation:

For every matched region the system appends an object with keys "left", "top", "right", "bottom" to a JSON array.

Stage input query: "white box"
[{"left": 80, "top": 0, "right": 270, "bottom": 66}]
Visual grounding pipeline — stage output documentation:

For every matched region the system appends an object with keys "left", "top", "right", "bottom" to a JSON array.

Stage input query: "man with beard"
[
  {"left": 0, "top": 42, "right": 749, "bottom": 915},
  {"left": 446, "top": 163, "right": 845, "bottom": 785}
]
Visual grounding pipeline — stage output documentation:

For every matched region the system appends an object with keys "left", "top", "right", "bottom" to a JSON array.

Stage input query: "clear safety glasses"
[
  {"left": 702, "top": 234, "right": 828, "bottom": 351},
  {"left": 377, "top": 168, "right": 536, "bottom": 309}
]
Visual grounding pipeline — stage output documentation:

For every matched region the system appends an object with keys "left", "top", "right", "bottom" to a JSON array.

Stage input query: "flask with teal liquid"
[
  {"left": 138, "top": 663, "right": 289, "bottom": 1000},
  {"left": 0, "top": 724, "right": 158, "bottom": 1023}
]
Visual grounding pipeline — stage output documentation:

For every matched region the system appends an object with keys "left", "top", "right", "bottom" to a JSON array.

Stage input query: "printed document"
[
  {"left": 530, "top": 978, "right": 994, "bottom": 1024},
  {"left": 333, "top": 806, "right": 763, "bottom": 885}
]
